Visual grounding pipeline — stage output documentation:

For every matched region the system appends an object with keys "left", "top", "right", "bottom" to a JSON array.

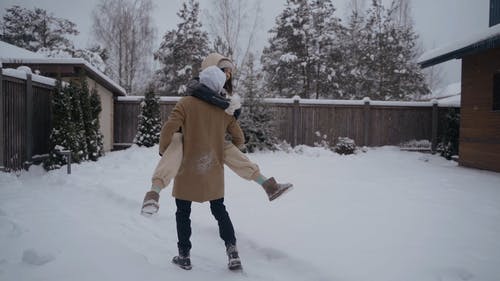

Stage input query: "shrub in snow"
[
  {"left": 313, "top": 131, "right": 332, "bottom": 150},
  {"left": 44, "top": 81, "right": 80, "bottom": 170},
  {"left": 239, "top": 53, "right": 279, "bottom": 152},
  {"left": 438, "top": 108, "right": 460, "bottom": 160},
  {"left": 134, "top": 86, "right": 161, "bottom": 147},
  {"left": 334, "top": 137, "right": 356, "bottom": 155},
  {"left": 44, "top": 76, "right": 105, "bottom": 170}
]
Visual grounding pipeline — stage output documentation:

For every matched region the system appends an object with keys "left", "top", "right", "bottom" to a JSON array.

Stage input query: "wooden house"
[{"left": 419, "top": 0, "right": 500, "bottom": 172}]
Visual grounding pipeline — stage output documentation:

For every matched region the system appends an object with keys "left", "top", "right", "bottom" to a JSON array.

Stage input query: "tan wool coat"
[{"left": 159, "top": 96, "right": 244, "bottom": 203}]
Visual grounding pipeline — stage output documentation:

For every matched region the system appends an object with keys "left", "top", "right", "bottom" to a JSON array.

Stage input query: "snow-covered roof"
[
  {"left": 0, "top": 41, "right": 126, "bottom": 96},
  {"left": 0, "top": 41, "right": 46, "bottom": 59},
  {"left": 419, "top": 24, "right": 500, "bottom": 68}
]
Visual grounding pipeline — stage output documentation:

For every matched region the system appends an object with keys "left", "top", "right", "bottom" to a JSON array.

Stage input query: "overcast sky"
[{"left": 0, "top": 0, "right": 490, "bottom": 88}]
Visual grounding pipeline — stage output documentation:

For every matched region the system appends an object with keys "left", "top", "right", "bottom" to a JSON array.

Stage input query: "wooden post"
[
  {"left": 0, "top": 64, "right": 4, "bottom": 170},
  {"left": 431, "top": 99, "right": 438, "bottom": 154},
  {"left": 363, "top": 97, "right": 371, "bottom": 146},
  {"left": 292, "top": 96, "right": 300, "bottom": 146},
  {"left": 26, "top": 73, "right": 34, "bottom": 165}
]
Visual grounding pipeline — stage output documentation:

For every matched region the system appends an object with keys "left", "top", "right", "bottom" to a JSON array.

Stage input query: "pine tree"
[
  {"left": 44, "top": 81, "right": 79, "bottom": 170},
  {"left": 67, "top": 80, "right": 88, "bottom": 163},
  {"left": 337, "top": 9, "right": 370, "bottom": 99},
  {"left": 309, "top": 0, "right": 343, "bottom": 99},
  {"left": 1, "top": 5, "right": 79, "bottom": 52},
  {"left": 362, "top": 0, "right": 428, "bottom": 100},
  {"left": 89, "top": 88, "right": 104, "bottom": 160},
  {"left": 154, "top": 0, "right": 209, "bottom": 96},
  {"left": 134, "top": 85, "right": 162, "bottom": 147},
  {"left": 239, "top": 53, "right": 278, "bottom": 152},
  {"left": 262, "top": 0, "right": 311, "bottom": 98}
]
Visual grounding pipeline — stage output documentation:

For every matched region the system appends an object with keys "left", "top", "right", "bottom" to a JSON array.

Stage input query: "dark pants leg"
[
  {"left": 210, "top": 198, "right": 236, "bottom": 246},
  {"left": 175, "top": 199, "right": 192, "bottom": 254}
]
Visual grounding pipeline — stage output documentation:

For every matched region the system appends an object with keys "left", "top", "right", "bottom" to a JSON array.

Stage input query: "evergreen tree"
[
  {"left": 68, "top": 80, "right": 88, "bottom": 163},
  {"left": 44, "top": 81, "right": 79, "bottom": 170},
  {"left": 1, "top": 5, "right": 79, "bottom": 52},
  {"left": 337, "top": 9, "right": 370, "bottom": 99},
  {"left": 134, "top": 85, "right": 162, "bottom": 147},
  {"left": 262, "top": 0, "right": 342, "bottom": 99},
  {"left": 362, "top": 0, "right": 428, "bottom": 100},
  {"left": 309, "top": 0, "right": 343, "bottom": 99},
  {"left": 239, "top": 53, "right": 278, "bottom": 152},
  {"left": 154, "top": 0, "right": 209, "bottom": 96},
  {"left": 89, "top": 88, "right": 104, "bottom": 160},
  {"left": 262, "top": 0, "right": 311, "bottom": 98}
]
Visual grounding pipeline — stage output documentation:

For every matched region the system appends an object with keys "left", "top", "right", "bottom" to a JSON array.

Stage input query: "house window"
[
  {"left": 491, "top": 0, "right": 500, "bottom": 27},
  {"left": 494, "top": 72, "right": 500, "bottom": 111}
]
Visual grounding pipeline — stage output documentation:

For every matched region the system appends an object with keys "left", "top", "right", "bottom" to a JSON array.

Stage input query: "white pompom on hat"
[{"left": 199, "top": 65, "right": 227, "bottom": 94}]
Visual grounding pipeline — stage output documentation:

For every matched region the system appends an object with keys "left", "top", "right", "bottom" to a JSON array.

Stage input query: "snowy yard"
[{"left": 1, "top": 145, "right": 500, "bottom": 281}]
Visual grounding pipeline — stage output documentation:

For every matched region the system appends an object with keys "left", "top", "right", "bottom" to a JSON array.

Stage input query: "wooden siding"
[
  {"left": 114, "top": 99, "right": 454, "bottom": 150},
  {"left": 460, "top": 47, "right": 500, "bottom": 172}
]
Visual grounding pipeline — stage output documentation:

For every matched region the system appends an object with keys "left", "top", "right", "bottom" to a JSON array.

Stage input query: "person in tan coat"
[
  {"left": 141, "top": 53, "right": 292, "bottom": 216},
  {"left": 162, "top": 66, "right": 243, "bottom": 270}
]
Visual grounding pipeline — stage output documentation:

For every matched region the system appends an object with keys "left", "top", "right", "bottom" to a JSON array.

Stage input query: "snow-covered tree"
[
  {"left": 1, "top": 5, "right": 78, "bottom": 53},
  {"left": 362, "top": 0, "right": 428, "bottom": 100},
  {"left": 262, "top": 0, "right": 311, "bottom": 98},
  {"left": 337, "top": 8, "right": 370, "bottom": 99},
  {"left": 309, "top": 0, "right": 343, "bottom": 99},
  {"left": 92, "top": 0, "right": 156, "bottom": 94},
  {"left": 88, "top": 88, "right": 105, "bottom": 160},
  {"left": 134, "top": 85, "right": 161, "bottom": 147},
  {"left": 155, "top": 0, "right": 209, "bottom": 96},
  {"left": 261, "top": 0, "right": 342, "bottom": 99},
  {"left": 239, "top": 53, "right": 278, "bottom": 152},
  {"left": 70, "top": 79, "right": 88, "bottom": 163},
  {"left": 44, "top": 81, "right": 80, "bottom": 170}
]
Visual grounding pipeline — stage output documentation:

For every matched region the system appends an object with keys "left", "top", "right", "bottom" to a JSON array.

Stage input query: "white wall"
[{"left": 87, "top": 78, "right": 114, "bottom": 152}]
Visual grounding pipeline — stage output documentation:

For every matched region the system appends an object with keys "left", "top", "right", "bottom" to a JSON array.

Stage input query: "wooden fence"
[
  {"left": 114, "top": 96, "right": 459, "bottom": 150},
  {"left": 0, "top": 68, "right": 54, "bottom": 171}
]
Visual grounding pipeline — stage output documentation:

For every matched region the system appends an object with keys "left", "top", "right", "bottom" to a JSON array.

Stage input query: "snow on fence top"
[
  {"left": 118, "top": 96, "right": 459, "bottom": 107},
  {"left": 2, "top": 67, "right": 57, "bottom": 87}
]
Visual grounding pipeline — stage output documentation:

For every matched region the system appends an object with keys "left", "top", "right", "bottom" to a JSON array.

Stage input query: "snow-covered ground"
[{"left": 1, "top": 145, "right": 500, "bottom": 281}]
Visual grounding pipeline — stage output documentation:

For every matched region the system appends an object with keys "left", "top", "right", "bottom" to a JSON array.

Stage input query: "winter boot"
[
  {"left": 172, "top": 249, "right": 192, "bottom": 270},
  {"left": 262, "top": 177, "right": 293, "bottom": 201},
  {"left": 226, "top": 244, "right": 242, "bottom": 270},
  {"left": 140, "top": 191, "right": 159, "bottom": 216}
]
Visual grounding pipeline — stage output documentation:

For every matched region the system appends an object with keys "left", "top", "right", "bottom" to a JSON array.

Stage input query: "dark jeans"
[{"left": 175, "top": 198, "right": 236, "bottom": 253}]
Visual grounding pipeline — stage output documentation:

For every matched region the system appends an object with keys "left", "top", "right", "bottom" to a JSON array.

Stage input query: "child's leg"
[
  {"left": 223, "top": 142, "right": 261, "bottom": 181},
  {"left": 141, "top": 133, "right": 183, "bottom": 216},
  {"left": 223, "top": 142, "right": 293, "bottom": 201},
  {"left": 151, "top": 132, "right": 183, "bottom": 191}
]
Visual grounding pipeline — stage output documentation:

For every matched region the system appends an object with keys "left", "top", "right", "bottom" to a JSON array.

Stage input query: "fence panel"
[
  {"left": 2, "top": 77, "right": 27, "bottom": 170},
  {"left": 32, "top": 84, "right": 53, "bottom": 156},
  {"left": 114, "top": 98, "right": 457, "bottom": 150}
]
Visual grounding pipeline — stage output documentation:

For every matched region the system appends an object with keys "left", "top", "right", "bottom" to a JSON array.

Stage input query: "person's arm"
[
  {"left": 227, "top": 117, "right": 246, "bottom": 151},
  {"left": 159, "top": 100, "right": 186, "bottom": 155}
]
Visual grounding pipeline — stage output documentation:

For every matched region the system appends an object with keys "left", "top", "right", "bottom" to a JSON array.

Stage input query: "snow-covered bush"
[
  {"left": 334, "top": 137, "right": 356, "bottom": 155},
  {"left": 313, "top": 131, "right": 332, "bottom": 150},
  {"left": 134, "top": 86, "right": 161, "bottom": 147}
]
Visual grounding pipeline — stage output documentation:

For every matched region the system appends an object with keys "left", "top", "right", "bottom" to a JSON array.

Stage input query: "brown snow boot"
[
  {"left": 140, "top": 191, "right": 160, "bottom": 216},
  {"left": 262, "top": 177, "right": 293, "bottom": 201}
]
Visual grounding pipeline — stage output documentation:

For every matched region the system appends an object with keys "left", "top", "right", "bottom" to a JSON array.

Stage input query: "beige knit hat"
[{"left": 201, "top": 53, "right": 235, "bottom": 71}]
